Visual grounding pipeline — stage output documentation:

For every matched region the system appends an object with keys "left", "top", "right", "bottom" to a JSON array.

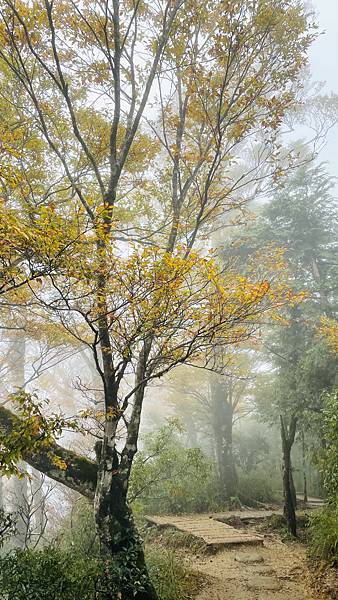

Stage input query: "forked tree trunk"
[
  {"left": 280, "top": 415, "right": 297, "bottom": 537},
  {"left": 94, "top": 427, "right": 157, "bottom": 600}
]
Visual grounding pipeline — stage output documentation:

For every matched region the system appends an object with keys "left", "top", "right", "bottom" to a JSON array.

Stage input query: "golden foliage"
[{"left": 319, "top": 317, "right": 338, "bottom": 355}]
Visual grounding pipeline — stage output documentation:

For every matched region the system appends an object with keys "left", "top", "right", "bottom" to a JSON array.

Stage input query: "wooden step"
[{"left": 145, "top": 514, "right": 264, "bottom": 549}]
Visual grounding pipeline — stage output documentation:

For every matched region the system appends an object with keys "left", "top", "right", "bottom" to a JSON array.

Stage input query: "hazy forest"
[{"left": 0, "top": 1, "right": 337, "bottom": 599}]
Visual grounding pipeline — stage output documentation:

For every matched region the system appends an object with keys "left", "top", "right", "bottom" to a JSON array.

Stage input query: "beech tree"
[
  {"left": 0, "top": 1, "right": 315, "bottom": 597},
  {"left": 167, "top": 356, "right": 254, "bottom": 501}
]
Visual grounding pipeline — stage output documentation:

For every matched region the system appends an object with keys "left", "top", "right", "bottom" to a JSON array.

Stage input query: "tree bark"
[
  {"left": 290, "top": 467, "right": 297, "bottom": 511},
  {"left": 94, "top": 336, "right": 158, "bottom": 600},
  {"left": 0, "top": 405, "right": 97, "bottom": 498},
  {"left": 94, "top": 424, "right": 157, "bottom": 600},
  {"left": 280, "top": 415, "right": 297, "bottom": 536}
]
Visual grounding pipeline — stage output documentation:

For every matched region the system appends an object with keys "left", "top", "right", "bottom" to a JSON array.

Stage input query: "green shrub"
[
  {"left": 308, "top": 503, "right": 338, "bottom": 567},
  {"left": 129, "top": 420, "right": 223, "bottom": 514},
  {"left": 307, "top": 392, "right": 338, "bottom": 568},
  {"left": 237, "top": 470, "right": 276, "bottom": 506},
  {"left": 0, "top": 544, "right": 202, "bottom": 600},
  {"left": 0, "top": 547, "right": 102, "bottom": 600}
]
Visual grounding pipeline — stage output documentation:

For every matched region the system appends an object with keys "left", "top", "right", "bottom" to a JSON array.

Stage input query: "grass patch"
[{"left": 147, "top": 546, "right": 205, "bottom": 600}]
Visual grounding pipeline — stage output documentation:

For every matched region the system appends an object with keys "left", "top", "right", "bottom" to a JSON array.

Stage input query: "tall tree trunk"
[
  {"left": 221, "top": 407, "right": 238, "bottom": 499},
  {"left": 94, "top": 335, "right": 157, "bottom": 600},
  {"left": 94, "top": 425, "right": 157, "bottom": 600},
  {"left": 280, "top": 415, "right": 297, "bottom": 536},
  {"left": 212, "top": 379, "right": 238, "bottom": 500},
  {"left": 186, "top": 418, "right": 198, "bottom": 448}
]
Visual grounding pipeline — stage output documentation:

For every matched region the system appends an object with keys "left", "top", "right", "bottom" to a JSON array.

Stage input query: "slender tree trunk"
[
  {"left": 11, "top": 475, "right": 28, "bottom": 549},
  {"left": 301, "top": 430, "right": 308, "bottom": 504},
  {"left": 281, "top": 440, "right": 296, "bottom": 536},
  {"left": 7, "top": 331, "right": 29, "bottom": 548},
  {"left": 186, "top": 418, "right": 198, "bottom": 448},
  {"left": 0, "top": 477, "right": 3, "bottom": 511},
  {"left": 280, "top": 415, "right": 297, "bottom": 537},
  {"left": 32, "top": 471, "right": 47, "bottom": 544}
]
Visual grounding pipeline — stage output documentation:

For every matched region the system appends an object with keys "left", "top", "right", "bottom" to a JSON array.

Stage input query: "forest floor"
[
  {"left": 192, "top": 533, "right": 316, "bottom": 600},
  {"left": 147, "top": 511, "right": 338, "bottom": 600}
]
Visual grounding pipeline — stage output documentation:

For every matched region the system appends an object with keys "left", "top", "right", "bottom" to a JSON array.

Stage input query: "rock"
[
  {"left": 234, "top": 553, "right": 264, "bottom": 564},
  {"left": 246, "top": 576, "right": 281, "bottom": 591},
  {"left": 252, "top": 566, "right": 276, "bottom": 575}
]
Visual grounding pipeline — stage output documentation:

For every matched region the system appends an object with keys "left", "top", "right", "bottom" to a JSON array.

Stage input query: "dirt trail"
[{"left": 192, "top": 535, "right": 316, "bottom": 600}]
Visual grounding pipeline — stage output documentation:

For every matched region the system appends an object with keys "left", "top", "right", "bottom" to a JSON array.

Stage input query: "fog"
[{"left": 0, "top": 2, "right": 337, "bottom": 599}]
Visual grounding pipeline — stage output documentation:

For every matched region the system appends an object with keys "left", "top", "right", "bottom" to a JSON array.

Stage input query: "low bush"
[
  {"left": 0, "top": 547, "right": 101, "bottom": 600},
  {"left": 237, "top": 470, "right": 277, "bottom": 506},
  {"left": 307, "top": 393, "right": 338, "bottom": 568},
  {"left": 308, "top": 503, "right": 338, "bottom": 567},
  {"left": 0, "top": 545, "right": 202, "bottom": 600}
]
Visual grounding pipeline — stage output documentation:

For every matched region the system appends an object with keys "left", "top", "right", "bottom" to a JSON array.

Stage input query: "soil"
[
  {"left": 191, "top": 535, "right": 316, "bottom": 600},
  {"left": 148, "top": 511, "right": 337, "bottom": 599}
]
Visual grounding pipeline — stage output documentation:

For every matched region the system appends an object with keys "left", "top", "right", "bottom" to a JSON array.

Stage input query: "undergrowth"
[
  {"left": 308, "top": 505, "right": 338, "bottom": 567},
  {"left": 147, "top": 547, "right": 205, "bottom": 600},
  {"left": 145, "top": 525, "right": 208, "bottom": 555}
]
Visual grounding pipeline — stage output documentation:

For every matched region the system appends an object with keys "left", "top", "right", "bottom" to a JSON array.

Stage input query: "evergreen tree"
[{"left": 226, "top": 160, "right": 338, "bottom": 534}]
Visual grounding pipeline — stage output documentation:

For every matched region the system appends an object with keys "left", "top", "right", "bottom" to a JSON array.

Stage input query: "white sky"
[{"left": 309, "top": 0, "right": 338, "bottom": 178}]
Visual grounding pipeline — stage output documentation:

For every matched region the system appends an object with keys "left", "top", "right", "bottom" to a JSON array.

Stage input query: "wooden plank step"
[{"left": 145, "top": 515, "right": 263, "bottom": 548}]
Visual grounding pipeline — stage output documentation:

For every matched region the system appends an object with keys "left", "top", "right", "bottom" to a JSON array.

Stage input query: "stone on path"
[
  {"left": 234, "top": 553, "right": 264, "bottom": 564},
  {"left": 246, "top": 576, "right": 281, "bottom": 591}
]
